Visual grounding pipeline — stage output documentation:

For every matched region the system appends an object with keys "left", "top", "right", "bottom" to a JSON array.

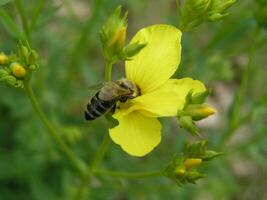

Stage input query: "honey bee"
[{"left": 85, "top": 78, "right": 140, "bottom": 121}]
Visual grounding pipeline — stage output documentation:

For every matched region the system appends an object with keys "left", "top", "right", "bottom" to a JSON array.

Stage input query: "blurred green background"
[{"left": 1, "top": 0, "right": 267, "bottom": 199}]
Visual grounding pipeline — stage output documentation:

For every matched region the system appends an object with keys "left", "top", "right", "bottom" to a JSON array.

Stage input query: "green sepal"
[
  {"left": 105, "top": 113, "right": 119, "bottom": 129},
  {"left": 27, "top": 50, "right": 39, "bottom": 65},
  {"left": 177, "top": 115, "right": 199, "bottom": 136},
  {"left": 185, "top": 171, "right": 206, "bottom": 184},
  {"left": 202, "top": 150, "right": 223, "bottom": 161},
  {"left": 121, "top": 42, "right": 147, "bottom": 60},
  {"left": 191, "top": 89, "right": 211, "bottom": 104}
]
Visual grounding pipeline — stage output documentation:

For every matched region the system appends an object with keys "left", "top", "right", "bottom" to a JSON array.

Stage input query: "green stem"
[
  {"left": 24, "top": 82, "right": 88, "bottom": 178},
  {"left": 89, "top": 128, "right": 111, "bottom": 171},
  {"left": 15, "top": 0, "right": 31, "bottom": 42},
  {"left": 89, "top": 60, "right": 113, "bottom": 171},
  {"left": 94, "top": 169, "right": 165, "bottom": 179},
  {"left": 104, "top": 61, "right": 113, "bottom": 81},
  {"left": 89, "top": 121, "right": 112, "bottom": 171}
]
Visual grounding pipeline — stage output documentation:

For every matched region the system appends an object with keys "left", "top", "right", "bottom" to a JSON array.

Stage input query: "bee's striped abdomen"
[{"left": 85, "top": 92, "right": 116, "bottom": 121}]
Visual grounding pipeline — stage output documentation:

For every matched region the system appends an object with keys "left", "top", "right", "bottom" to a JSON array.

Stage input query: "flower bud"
[
  {"left": 207, "top": 0, "right": 236, "bottom": 21},
  {"left": 109, "top": 27, "right": 126, "bottom": 52},
  {"left": 177, "top": 0, "right": 236, "bottom": 30},
  {"left": 208, "top": 13, "right": 227, "bottom": 21},
  {"left": 184, "top": 104, "right": 216, "bottom": 121},
  {"left": 27, "top": 50, "right": 39, "bottom": 65},
  {"left": 184, "top": 158, "right": 202, "bottom": 170},
  {"left": 0, "top": 69, "right": 8, "bottom": 77},
  {"left": 0, "top": 52, "right": 8, "bottom": 65},
  {"left": 186, "top": 171, "right": 206, "bottom": 183},
  {"left": 177, "top": 115, "right": 199, "bottom": 136},
  {"left": 175, "top": 166, "right": 186, "bottom": 176},
  {"left": 202, "top": 150, "right": 223, "bottom": 161},
  {"left": 28, "top": 64, "right": 38, "bottom": 71},
  {"left": 10, "top": 62, "right": 26, "bottom": 78},
  {"left": 3, "top": 75, "right": 17, "bottom": 85},
  {"left": 100, "top": 6, "right": 128, "bottom": 61},
  {"left": 192, "top": 0, "right": 211, "bottom": 13}
]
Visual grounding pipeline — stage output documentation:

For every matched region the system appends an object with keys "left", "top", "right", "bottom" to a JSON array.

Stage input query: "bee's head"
[{"left": 117, "top": 78, "right": 141, "bottom": 100}]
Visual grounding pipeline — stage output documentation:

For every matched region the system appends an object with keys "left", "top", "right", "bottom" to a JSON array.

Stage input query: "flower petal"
[
  {"left": 126, "top": 24, "right": 182, "bottom": 94},
  {"left": 114, "top": 78, "right": 206, "bottom": 118},
  {"left": 109, "top": 112, "right": 161, "bottom": 157}
]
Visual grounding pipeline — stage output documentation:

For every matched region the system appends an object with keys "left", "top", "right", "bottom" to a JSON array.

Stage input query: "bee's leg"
[
  {"left": 119, "top": 96, "right": 127, "bottom": 103},
  {"left": 110, "top": 104, "right": 116, "bottom": 113}
]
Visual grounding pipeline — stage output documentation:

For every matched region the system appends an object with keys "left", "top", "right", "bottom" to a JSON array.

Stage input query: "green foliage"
[
  {"left": 177, "top": 90, "right": 215, "bottom": 136},
  {"left": 0, "top": 0, "right": 267, "bottom": 199},
  {"left": 100, "top": 5, "right": 146, "bottom": 63},
  {"left": 0, "top": 0, "right": 14, "bottom": 6},
  {"left": 0, "top": 41, "right": 38, "bottom": 88},
  {"left": 165, "top": 140, "right": 221, "bottom": 186},
  {"left": 177, "top": 0, "right": 236, "bottom": 31}
]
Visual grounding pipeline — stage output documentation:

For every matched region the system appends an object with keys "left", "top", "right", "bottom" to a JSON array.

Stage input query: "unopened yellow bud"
[
  {"left": 110, "top": 26, "right": 126, "bottom": 50},
  {"left": 0, "top": 53, "right": 8, "bottom": 65},
  {"left": 11, "top": 63, "right": 26, "bottom": 78},
  {"left": 175, "top": 166, "right": 186, "bottom": 176},
  {"left": 184, "top": 158, "right": 202, "bottom": 170},
  {"left": 200, "top": 106, "right": 216, "bottom": 116},
  {"left": 185, "top": 104, "right": 216, "bottom": 121}
]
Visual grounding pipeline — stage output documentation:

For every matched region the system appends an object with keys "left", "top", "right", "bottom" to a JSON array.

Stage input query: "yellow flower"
[{"left": 109, "top": 24, "right": 206, "bottom": 156}]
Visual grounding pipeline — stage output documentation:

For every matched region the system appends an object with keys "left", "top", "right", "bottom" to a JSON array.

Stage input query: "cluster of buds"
[
  {"left": 100, "top": 6, "right": 146, "bottom": 63},
  {"left": 177, "top": 0, "right": 236, "bottom": 31},
  {"left": 177, "top": 89, "right": 216, "bottom": 136},
  {"left": 254, "top": 0, "right": 267, "bottom": 29},
  {"left": 165, "top": 140, "right": 222, "bottom": 186},
  {"left": 0, "top": 41, "right": 38, "bottom": 88}
]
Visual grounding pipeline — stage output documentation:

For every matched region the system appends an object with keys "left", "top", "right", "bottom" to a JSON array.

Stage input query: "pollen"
[{"left": 11, "top": 63, "right": 26, "bottom": 78}]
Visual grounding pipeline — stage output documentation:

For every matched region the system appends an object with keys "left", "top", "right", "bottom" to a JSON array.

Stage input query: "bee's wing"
[
  {"left": 88, "top": 83, "right": 105, "bottom": 97},
  {"left": 87, "top": 81, "right": 118, "bottom": 98},
  {"left": 99, "top": 81, "right": 130, "bottom": 101}
]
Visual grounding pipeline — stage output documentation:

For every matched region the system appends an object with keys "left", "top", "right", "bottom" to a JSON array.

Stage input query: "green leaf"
[{"left": 0, "top": 8, "right": 22, "bottom": 38}]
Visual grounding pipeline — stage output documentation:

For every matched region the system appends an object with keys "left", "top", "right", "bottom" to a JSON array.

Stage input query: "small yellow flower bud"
[
  {"left": 184, "top": 158, "right": 202, "bottom": 170},
  {"left": 185, "top": 104, "right": 216, "bottom": 121},
  {"left": 110, "top": 27, "right": 126, "bottom": 50},
  {"left": 200, "top": 106, "right": 216, "bottom": 116},
  {"left": 175, "top": 166, "right": 186, "bottom": 176},
  {"left": 0, "top": 52, "right": 8, "bottom": 65},
  {"left": 10, "top": 63, "right": 26, "bottom": 78}
]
